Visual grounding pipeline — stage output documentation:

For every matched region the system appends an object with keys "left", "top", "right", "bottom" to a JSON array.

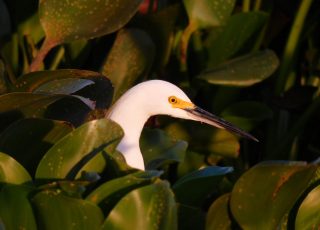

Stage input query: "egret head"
[{"left": 117, "top": 80, "right": 258, "bottom": 142}]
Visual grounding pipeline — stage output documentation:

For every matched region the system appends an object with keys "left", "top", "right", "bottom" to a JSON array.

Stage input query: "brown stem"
[
  {"left": 29, "top": 38, "right": 57, "bottom": 72},
  {"left": 180, "top": 22, "right": 197, "bottom": 72}
]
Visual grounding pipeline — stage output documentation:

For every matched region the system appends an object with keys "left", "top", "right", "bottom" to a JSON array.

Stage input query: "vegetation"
[{"left": 0, "top": 0, "right": 320, "bottom": 229}]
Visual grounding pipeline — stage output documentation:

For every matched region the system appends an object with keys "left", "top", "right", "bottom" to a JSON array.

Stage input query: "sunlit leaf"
[
  {"left": 295, "top": 184, "right": 320, "bottom": 229},
  {"left": 0, "top": 152, "right": 31, "bottom": 184},
  {"left": 0, "top": 184, "right": 37, "bottom": 229},
  {"left": 35, "top": 119, "right": 123, "bottom": 179},
  {"left": 101, "top": 28, "right": 155, "bottom": 101},
  {"left": 102, "top": 180, "right": 177, "bottom": 230},
  {"left": 32, "top": 189, "right": 104, "bottom": 230},
  {"left": 0, "top": 118, "right": 73, "bottom": 176},
  {"left": 86, "top": 170, "right": 161, "bottom": 215},
  {"left": 198, "top": 50, "right": 279, "bottom": 86},
  {"left": 172, "top": 166, "right": 233, "bottom": 206},
  {"left": 206, "top": 193, "right": 232, "bottom": 230},
  {"left": 183, "top": 0, "right": 235, "bottom": 29},
  {"left": 39, "top": 0, "right": 143, "bottom": 44},
  {"left": 230, "top": 161, "right": 317, "bottom": 230}
]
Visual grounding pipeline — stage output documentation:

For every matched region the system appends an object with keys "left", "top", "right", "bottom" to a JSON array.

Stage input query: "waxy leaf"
[
  {"left": 13, "top": 69, "right": 113, "bottom": 109},
  {"left": 198, "top": 50, "right": 279, "bottom": 87},
  {"left": 86, "top": 170, "right": 162, "bottom": 215},
  {"left": 140, "top": 128, "right": 188, "bottom": 170},
  {"left": 295, "top": 184, "right": 320, "bottom": 229},
  {"left": 36, "top": 119, "right": 123, "bottom": 179},
  {"left": 206, "top": 193, "right": 232, "bottom": 230},
  {"left": 0, "top": 152, "right": 31, "bottom": 184},
  {"left": 32, "top": 190, "right": 104, "bottom": 230},
  {"left": 101, "top": 28, "right": 155, "bottom": 101},
  {"left": 172, "top": 166, "right": 233, "bottom": 207},
  {"left": 0, "top": 118, "right": 73, "bottom": 176},
  {"left": 230, "top": 161, "right": 317, "bottom": 230},
  {"left": 39, "top": 0, "right": 143, "bottom": 44},
  {"left": 221, "top": 101, "right": 273, "bottom": 131},
  {"left": 102, "top": 180, "right": 177, "bottom": 230},
  {"left": 0, "top": 184, "right": 37, "bottom": 229},
  {"left": 183, "top": 0, "right": 235, "bottom": 29},
  {"left": 206, "top": 12, "right": 269, "bottom": 67}
]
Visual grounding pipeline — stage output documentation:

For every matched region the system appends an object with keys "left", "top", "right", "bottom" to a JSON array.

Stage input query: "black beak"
[{"left": 185, "top": 106, "right": 259, "bottom": 142}]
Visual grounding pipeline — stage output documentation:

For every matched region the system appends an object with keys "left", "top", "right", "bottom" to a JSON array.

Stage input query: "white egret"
[{"left": 107, "top": 80, "right": 258, "bottom": 170}]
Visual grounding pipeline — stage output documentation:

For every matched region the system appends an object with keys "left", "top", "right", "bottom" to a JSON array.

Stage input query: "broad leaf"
[
  {"left": 0, "top": 152, "right": 31, "bottom": 184},
  {"left": 102, "top": 180, "right": 177, "bottom": 230},
  {"left": 0, "top": 0, "right": 11, "bottom": 37},
  {"left": 206, "top": 193, "right": 232, "bottom": 230},
  {"left": 0, "top": 184, "right": 37, "bottom": 230},
  {"left": 34, "top": 78, "right": 94, "bottom": 94},
  {"left": 13, "top": 69, "right": 113, "bottom": 109},
  {"left": 199, "top": 50, "right": 279, "bottom": 87},
  {"left": 230, "top": 161, "right": 317, "bottom": 230},
  {"left": 0, "top": 118, "right": 73, "bottom": 176},
  {"left": 39, "top": 0, "right": 143, "bottom": 44},
  {"left": 183, "top": 0, "right": 235, "bottom": 29},
  {"left": 172, "top": 166, "right": 233, "bottom": 206},
  {"left": 101, "top": 28, "right": 155, "bottom": 101},
  {"left": 221, "top": 101, "right": 273, "bottom": 131},
  {"left": 32, "top": 189, "right": 104, "bottom": 230},
  {"left": 140, "top": 128, "right": 188, "bottom": 170},
  {"left": 295, "top": 184, "right": 320, "bottom": 229},
  {"left": 86, "top": 171, "right": 162, "bottom": 215},
  {"left": 206, "top": 12, "right": 269, "bottom": 67},
  {"left": 35, "top": 119, "right": 123, "bottom": 179}
]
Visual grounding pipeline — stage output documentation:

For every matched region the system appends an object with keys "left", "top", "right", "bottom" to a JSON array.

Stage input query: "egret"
[{"left": 107, "top": 80, "right": 258, "bottom": 170}]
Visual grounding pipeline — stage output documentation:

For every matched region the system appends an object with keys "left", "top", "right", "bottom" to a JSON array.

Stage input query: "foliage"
[{"left": 0, "top": 0, "right": 320, "bottom": 229}]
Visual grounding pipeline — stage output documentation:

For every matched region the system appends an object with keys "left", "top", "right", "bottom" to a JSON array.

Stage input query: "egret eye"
[{"left": 168, "top": 96, "right": 178, "bottom": 104}]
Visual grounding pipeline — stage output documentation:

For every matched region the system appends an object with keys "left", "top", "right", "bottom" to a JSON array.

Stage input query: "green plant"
[{"left": 0, "top": 0, "right": 320, "bottom": 229}]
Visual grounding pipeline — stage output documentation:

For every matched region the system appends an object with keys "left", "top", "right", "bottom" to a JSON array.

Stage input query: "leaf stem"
[
  {"left": 275, "top": 0, "right": 314, "bottom": 95},
  {"left": 49, "top": 46, "right": 65, "bottom": 70},
  {"left": 180, "top": 22, "right": 197, "bottom": 72},
  {"left": 253, "top": 0, "right": 262, "bottom": 11},
  {"left": 29, "top": 38, "right": 57, "bottom": 72},
  {"left": 243, "top": 0, "right": 251, "bottom": 12}
]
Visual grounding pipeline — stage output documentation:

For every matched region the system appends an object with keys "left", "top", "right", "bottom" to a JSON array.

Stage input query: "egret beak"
[{"left": 184, "top": 106, "right": 259, "bottom": 142}]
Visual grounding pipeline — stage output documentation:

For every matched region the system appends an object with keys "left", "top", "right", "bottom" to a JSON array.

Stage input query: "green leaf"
[
  {"left": 0, "top": 0, "right": 11, "bottom": 37},
  {"left": 32, "top": 189, "right": 104, "bottom": 230},
  {"left": 0, "top": 118, "right": 73, "bottom": 176},
  {"left": 101, "top": 28, "right": 155, "bottom": 101},
  {"left": 183, "top": 0, "right": 235, "bottom": 29},
  {"left": 206, "top": 193, "right": 232, "bottom": 230},
  {"left": 0, "top": 92, "right": 93, "bottom": 131},
  {"left": 39, "top": 0, "right": 143, "bottom": 44},
  {"left": 198, "top": 50, "right": 279, "bottom": 87},
  {"left": 178, "top": 204, "right": 205, "bottom": 230},
  {"left": 13, "top": 69, "right": 113, "bottom": 109},
  {"left": 0, "top": 152, "right": 31, "bottom": 184},
  {"left": 295, "top": 184, "right": 320, "bottom": 229},
  {"left": 102, "top": 180, "right": 177, "bottom": 230},
  {"left": 34, "top": 78, "right": 94, "bottom": 94},
  {"left": 35, "top": 119, "right": 123, "bottom": 179},
  {"left": 230, "top": 161, "right": 317, "bottom": 230},
  {"left": 0, "top": 59, "right": 10, "bottom": 95},
  {"left": 0, "top": 184, "right": 37, "bottom": 230},
  {"left": 206, "top": 12, "right": 269, "bottom": 67},
  {"left": 86, "top": 171, "right": 161, "bottom": 215},
  {"left": 172, "top": 166, "right": 233, "bottom": 207},
  {"left": 140, "top": 128, "right": 188, "bottom": 170},
  {"left": 221, "top": 101, "right": 273, "bottom": 131}
]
